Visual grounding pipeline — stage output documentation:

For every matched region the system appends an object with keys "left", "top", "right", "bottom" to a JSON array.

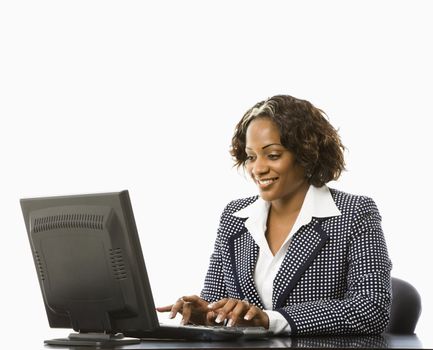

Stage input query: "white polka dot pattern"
[{"left": 200, "top": 188, "right": 392, "bottom": 335}]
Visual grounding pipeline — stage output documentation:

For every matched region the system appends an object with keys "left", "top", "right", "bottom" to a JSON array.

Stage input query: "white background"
[{"left": 1, "top": 0, "right": 432, "bottom": 346}]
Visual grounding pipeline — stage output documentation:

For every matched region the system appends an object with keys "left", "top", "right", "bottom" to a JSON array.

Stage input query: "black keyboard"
[{"left": 130, "top": 323, "right": 272, "bottom": 341}]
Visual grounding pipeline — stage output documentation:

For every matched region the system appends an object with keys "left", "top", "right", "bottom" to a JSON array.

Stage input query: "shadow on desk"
[
  {"left": 119, "top": 334, "right": 423, "bottom": 349},
  {"left": 42, "top": 335, "right": 425, "bottom": 350},
  {"left": 291, "top": 334, "right": 388, "bottom": 348},
  {"left": 273, "top": 334, "right": 423, "bottom": 349}
]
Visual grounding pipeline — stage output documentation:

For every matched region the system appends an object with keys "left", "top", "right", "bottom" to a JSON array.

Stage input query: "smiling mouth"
[{"left": 256, "top": 177, "right": 279, "bottom": 187}]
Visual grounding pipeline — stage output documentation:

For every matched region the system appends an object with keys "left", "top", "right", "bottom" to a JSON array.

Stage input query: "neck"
[{"left": 270, "top": 181, "right": 310, "bottom": 217}]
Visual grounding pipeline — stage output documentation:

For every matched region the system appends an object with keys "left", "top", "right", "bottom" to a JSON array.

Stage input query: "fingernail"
[
  {"left": 180, "top": 319, "right": 186, "bottom": 326},
  {"left": 169, "top": 312, "right": 174, "bottom": 319},
  {"left": 207, "top": 303, "right": 214, "bottom": 309},
  {"left": 244, "top": 315, "right": 250, "bottom": 320},
  {"left": 215, "top": 315, "right": 223, "bottom": 323},
  {"left": 227, "top": 319, "right": 233, "bottom": 327}
]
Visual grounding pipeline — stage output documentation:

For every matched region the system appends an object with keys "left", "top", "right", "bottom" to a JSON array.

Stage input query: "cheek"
[
  {"left": 274, "top": 162, "right": 292, "bottom": 177},
  {"left": 278, "top": 164, "right": 305, "bottom": 184}
]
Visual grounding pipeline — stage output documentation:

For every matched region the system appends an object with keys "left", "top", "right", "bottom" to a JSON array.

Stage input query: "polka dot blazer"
[{"left": 200, "top": 188, "right": 392, "bottom": 335}]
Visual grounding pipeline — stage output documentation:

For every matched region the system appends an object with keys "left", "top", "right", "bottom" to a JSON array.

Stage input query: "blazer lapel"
[
  {"left": 273, "top": 218, "right": 329, "bottom": 309},
  {"left": 228, "top": 225, "right": 264, "bottom": 309}
]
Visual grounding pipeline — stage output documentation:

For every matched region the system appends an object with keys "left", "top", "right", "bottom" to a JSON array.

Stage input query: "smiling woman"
[{"left": 157, "top": 95, "right": 392, "bottom": 336}]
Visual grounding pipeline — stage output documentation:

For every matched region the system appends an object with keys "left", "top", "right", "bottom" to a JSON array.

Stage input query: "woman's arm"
[{"left": 200, "top": 204, "right": 230, "bottom": 302}]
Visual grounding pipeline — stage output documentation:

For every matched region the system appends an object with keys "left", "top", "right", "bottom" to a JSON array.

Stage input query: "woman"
[{"left": 157, "top": 95, "right": 392, "bottom": 335}]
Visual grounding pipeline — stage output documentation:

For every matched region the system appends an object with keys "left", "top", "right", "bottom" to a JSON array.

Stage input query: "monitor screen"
[{"left": 20, "top": 190, "right": 158, "bottom": 345}]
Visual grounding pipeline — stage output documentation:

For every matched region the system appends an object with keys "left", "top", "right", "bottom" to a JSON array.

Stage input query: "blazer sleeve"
[
  {"left": 276, "top": 196, "right": 392, "bottom": 335},
  {"left": 200, "top": 204, "right": 229, "bottom": 302}
]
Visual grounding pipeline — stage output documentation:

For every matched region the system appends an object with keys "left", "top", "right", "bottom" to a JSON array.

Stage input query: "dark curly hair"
[{"left": 230, "top": 95, "right": 346, "bottom": 187}]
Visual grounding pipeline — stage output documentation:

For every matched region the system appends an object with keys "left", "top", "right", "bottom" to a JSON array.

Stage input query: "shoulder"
[
  {"left": 328, "top": 187, "right": 381, "bottom": 221},
  {"left": 214, "top": 196, "right": 259, "bottom": 239},
  {"left": 220, "top": 195, "right": 259, "bottom": 217}
]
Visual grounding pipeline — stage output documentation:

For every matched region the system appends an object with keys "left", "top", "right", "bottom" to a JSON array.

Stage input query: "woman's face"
[{"left": 244, "top": 118, "right": 308, "bottom": 203}]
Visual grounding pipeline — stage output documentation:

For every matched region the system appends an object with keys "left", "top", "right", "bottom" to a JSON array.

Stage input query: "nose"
[{"left": 251, "top": 157, "right": 270, "bottom": 177}]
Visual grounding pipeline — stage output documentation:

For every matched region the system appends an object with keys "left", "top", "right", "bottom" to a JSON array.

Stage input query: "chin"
[{"left": 258, "top": 191, "right": 275, "bottom": 202}]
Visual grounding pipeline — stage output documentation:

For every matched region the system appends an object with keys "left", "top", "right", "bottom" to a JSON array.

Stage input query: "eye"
[
  {"left": 268, "top": 154, "right": 281, "bottom": 160},
  {"left": 245, "top": 155, "right": 255, "bottom": 162}
]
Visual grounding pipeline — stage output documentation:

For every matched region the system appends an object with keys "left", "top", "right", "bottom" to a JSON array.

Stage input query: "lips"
[{"left": 255, "top": 177, "right": 279, "bottom": 189}]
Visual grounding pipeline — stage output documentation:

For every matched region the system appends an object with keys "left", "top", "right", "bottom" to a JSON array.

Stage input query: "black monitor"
[{"left": 20, "top": 190, "right": 158, "bottom": 346}]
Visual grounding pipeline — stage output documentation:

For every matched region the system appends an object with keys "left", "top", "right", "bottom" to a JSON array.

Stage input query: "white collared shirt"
[{"left": 232, "top": 185, "right": 341, "bottom": 334}]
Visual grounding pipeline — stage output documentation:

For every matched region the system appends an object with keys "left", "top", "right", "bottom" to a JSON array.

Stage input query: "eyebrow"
[{"left": 245, "top": 143, "right": 283, "bottom": 150}]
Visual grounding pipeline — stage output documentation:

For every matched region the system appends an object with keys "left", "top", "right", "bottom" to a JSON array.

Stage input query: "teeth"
[{"left": 257, "top": 178, "right": 277, "bottom": 185}]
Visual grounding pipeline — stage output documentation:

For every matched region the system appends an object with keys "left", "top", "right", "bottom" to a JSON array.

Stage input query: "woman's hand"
[
  {"left": 156, "top": 295, "right": 217, "bottom": 326},
  {"left": 208, "top": 298, "right": 269, "bottom": 329}
]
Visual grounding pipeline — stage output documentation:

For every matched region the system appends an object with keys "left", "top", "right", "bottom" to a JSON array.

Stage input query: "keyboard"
[{"left": 131, "top": 323, "right": 272, "bottom": 341}]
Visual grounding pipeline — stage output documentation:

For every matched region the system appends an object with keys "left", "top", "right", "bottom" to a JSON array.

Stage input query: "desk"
[{"left": 42, "top": 334, "right": 428, "bottom": 349}]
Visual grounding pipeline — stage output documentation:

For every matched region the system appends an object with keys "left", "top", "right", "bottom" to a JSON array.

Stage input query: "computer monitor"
[{"left": 20, "top": 190, "right": 158, "bottom": 346}]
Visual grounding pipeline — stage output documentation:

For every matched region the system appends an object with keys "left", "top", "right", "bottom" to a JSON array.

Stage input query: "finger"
[
  {"left": 182, "top": 295, "right": 209, "bottom": 309},
  {"left": 181, "top": 301, "right": 192, "bottom": 325},
  {"left": 207, "top": 298, "right": 228, "bottom": 310},
  {"left": 244, "top": 305, "right": 259, "bottom": 321},
  {"left": 215, "top": 299, "right": 237, "bottom": 324},
  {"left": 169, "top": 298, "right": 185, "bottom": 319},
  {"left": 206, "top": 310, "right": 217, "bottom": 325},
  {"left": 181, "top": 295, "right": 200, "bottom": 302},
  {"left": 156, "top": 305, "right": 174, "bottom": 312},
  {"left": 227, "top": 301, "right": 249, "bottom": 327}
]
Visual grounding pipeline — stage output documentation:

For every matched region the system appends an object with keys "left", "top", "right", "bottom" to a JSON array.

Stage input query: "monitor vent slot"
[
  {"left": 33, "top": 214, "right": 104, "bottom": 233},
  {"left": 109, "top": 248, "right": 127, "bottom": 280},
  {"left": 34, "top": 250, "right": 45, "bottom": 281}
]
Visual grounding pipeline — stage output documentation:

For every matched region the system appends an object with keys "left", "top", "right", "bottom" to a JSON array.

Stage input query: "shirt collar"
[
  {"left": 233, "top": 185, "right": 341, "bottom": 220},
  {"left": 232, "top": 185, "right": 341, "bottom": 246}
]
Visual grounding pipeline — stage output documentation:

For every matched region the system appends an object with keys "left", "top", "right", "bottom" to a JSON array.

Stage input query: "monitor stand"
[{"left": 44, "top": 332, "right": 141, "bottom": 346}]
